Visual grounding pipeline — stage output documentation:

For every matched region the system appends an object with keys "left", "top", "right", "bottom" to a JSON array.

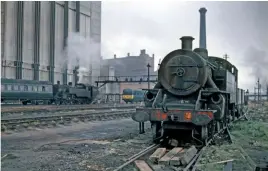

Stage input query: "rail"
[
  {"left": 1, "top": 104, "right": 137, "bottom": 114},
  {"left": 2, "top": 109, "right": 135, "bottom": 131}
]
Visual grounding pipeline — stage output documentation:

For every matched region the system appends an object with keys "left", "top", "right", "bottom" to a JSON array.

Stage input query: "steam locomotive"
[
  {"left": 131, "top": 7, "right": 249, "bottom": 145},
  {"left": 1, "top": 78, "right": 99, "bottom": 105},
  {"left": 132, "top": 36, "right": 247, "bottom": 144}
]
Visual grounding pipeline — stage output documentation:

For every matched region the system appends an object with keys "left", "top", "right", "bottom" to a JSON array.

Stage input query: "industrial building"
[
  {"left": 1, "top": 1, "right": 101, "bottom": 85},
  {"left": 102, "top": 49, "right": 155, "bottom": 77},
  {"left": 99, "top": 49, "right": 157, "bottom": 103}
]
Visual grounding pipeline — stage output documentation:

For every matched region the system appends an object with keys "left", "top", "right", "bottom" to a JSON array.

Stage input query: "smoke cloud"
[
  {"left": 65, "top": 32, "right": 101, "bottom": 84},
  {"left": 243, "top": 47, "right": 268, "bottom": 91}
]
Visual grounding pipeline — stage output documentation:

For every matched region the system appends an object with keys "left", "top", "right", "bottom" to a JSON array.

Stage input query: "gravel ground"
[
  {"left": 1, "top": 118, "right": 153, "bottom": 171},
  {"left": 3, "top": 102, "right": 268, "bottom": 171}
]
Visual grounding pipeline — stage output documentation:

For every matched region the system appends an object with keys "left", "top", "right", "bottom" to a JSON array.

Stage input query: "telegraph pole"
[
  {"left": 258, "top": 78, "right": 260, "bottom": 103},
  {"left": 255, "top": 78, "right": 261, "bottom": 104},
  {"left": 254, "top": 86, "right": 257, "bottom": 102},
  {"left": 223, "top": 54, "right": 229, "bottom": 61}
]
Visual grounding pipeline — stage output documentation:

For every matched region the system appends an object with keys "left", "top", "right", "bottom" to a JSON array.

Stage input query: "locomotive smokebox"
[{"left": 180, "top": 36, "right": 194, "bottom": 50}]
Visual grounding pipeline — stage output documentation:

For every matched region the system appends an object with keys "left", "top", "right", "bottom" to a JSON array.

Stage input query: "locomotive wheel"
[{"left": 151, "top": 122, "right": 162, "bottom": 143}]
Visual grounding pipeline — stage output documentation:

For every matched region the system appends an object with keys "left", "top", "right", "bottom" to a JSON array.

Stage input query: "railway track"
[
  {"left": 113, "top": 108, "right": 249, "bottom": 171},
  {"left": 1, "top": 109, "right": 135, "bottom": 131},
  {"left": 1, "top": 104, "right": 138, "bottom": 114}
]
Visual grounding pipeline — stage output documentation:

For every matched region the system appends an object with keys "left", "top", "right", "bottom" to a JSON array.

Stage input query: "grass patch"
[{"left": 230, "top": 121, "right": 268, "bottom": 149}]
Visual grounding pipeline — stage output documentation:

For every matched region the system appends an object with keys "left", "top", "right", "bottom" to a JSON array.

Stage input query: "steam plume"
[
  {"left": 65, "top": 32, "right": 101, "bottom": 84},
  {"left": 243, "top": 46, "right": 268, "bottom": 91}
]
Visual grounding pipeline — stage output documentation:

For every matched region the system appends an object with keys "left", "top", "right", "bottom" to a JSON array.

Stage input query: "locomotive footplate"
[{"left": 132, "top": 108, "right": 216, "bottom": 126}]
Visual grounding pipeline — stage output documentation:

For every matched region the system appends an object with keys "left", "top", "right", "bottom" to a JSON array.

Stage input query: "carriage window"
[
  {"left": 32, "top": 86, "right": 35, "bottom": 91},
  {"left": 28, "top": 85, "right": 32, "bottom": 91},
  {"left": 231, "top": 67, "right": 234, "bottom": 74},
  {"left": 1, "top": 85, "right": 5, "bottom": 91},
  {"left": 20, "top": 85, "right": 24, "bottom": 91},
  {"left": 33, "top": 86, "right": 37, "bottom": 92},
  {"left": 14, "top": 85, "right": 19, "bottom": 91},
  {"left": 11, "top": 85, "right": 14, "bottom": 90},
  {"left": 7, "top": 85, "right": 12, "bottom": 91},
  {"left": 24, "top": 85, "right": 28, "bottom": 91},
  {"left": 48, "top": 86, "right": 52, "bottom": 92},
  {"left": 42, "top": 86, "right": 46, "bottom": 92}
]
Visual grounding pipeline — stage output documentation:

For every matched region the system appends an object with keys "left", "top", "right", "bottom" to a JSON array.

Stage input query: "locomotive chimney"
[
  {"left": 194, "top": 48, "right": 208, "bottom": 59},
  {"left": 180, "top": 36, "right": 194, "bottom": 50},
  {"left": 57, "top": 81, "right": 60, "bottom": 85},
  {"left": 199, "top": 7, "right": 207, "bottom": 49}
]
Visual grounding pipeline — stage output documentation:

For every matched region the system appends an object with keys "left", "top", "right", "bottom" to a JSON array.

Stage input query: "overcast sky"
[{"left": 101, "top": 1, "right": 268, "bottom": 92}]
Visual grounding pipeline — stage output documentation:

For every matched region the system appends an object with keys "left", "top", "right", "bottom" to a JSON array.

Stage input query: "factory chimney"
[{"left": 199, "top": 7, "right": 207, "bottom": 49}]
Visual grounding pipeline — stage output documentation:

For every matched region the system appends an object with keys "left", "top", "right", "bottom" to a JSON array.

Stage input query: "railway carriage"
[
  {"left": 1, "top": 78, "right": 53, "bottom": 105},
  {"left": 1, "top": 78, "right": 99, "bottom": 105}
]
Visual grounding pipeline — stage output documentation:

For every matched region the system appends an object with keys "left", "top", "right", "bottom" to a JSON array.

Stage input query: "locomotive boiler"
[{"left": 131, "top": 8, "right": 247, "bottom": 145}]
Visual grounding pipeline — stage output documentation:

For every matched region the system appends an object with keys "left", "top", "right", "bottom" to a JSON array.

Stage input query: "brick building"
[{"left": 99, "top": 49, "right": 157, "bottom": 103}]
